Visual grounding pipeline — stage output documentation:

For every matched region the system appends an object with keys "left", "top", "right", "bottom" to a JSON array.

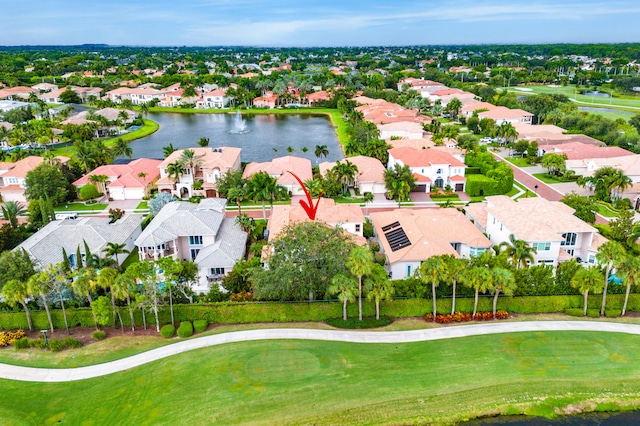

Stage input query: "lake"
[
  {"left": 463, "top": 411, "right": 640, "bottom": 425},
  {"left": 128, "top": 112, "right": 344, "bottom": 163}
]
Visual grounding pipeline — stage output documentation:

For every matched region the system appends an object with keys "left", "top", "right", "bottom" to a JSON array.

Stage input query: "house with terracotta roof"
[
  {"left": 32, "top": 83, "right": 59, "bottom": 93},
  {"left": 388, "top": 147, "right": 467, "bottom": 192},
  {"left": 242, "top": 156, "right": 312, "bottom": 196},
  {"left": 378, "top": 122, "right": 425, "bottom": 140},
  {"left": 477, "top": 106, "right": 533, "bottom": 125},
  {"left": 267, "top": 198, "right": 366, "bottom": 244},
  {"left": 73, "top": 158, "right": 162, "bottom": 200},
  {"left": 537, "top": 142, "right": 634, "bottom": 161},
  {"left": 370, "top": 208, "right": 492, "bottom": 279},
  {"left": 565, "top": 154, "right": 640, "bottom": 185},
  {"left": 465, "top": 196, "right": 604, "bottom": 267},
  {"left": 0, "top": 86, "right": 37, "bottom": 101},
  {"left": 134, "top": 199, "right": 247, "bottom": 293},
  {"left": 157, "top": 147, "right": 242, "bottom": 199},
  {"left": 305, "top": 90, "right": 332, "bottom": 106},
  {"left": 197, "top": 88, "right": 230, "bottom": 109},
  {"left": 0, "top": 156, "right": 69, "bottom": 202},
  {"left": 460, "top": 101, "right": 496, "bottom": 118},
  {"left": 397, "top": 78, "right": 447, "bottom": 93},
  {"left": 253, "top": 91, "right": 278, "bottom": 109},
  {"left": 424, "top": 89, "right": 476, "bottom": 106},
  {"left": 319, "top": 155, "right": 386, "bottom": 195}
]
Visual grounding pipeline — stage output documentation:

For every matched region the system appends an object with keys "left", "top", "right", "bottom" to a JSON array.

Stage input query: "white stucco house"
[{"left": 388, "top": 147, "right": 467, "bottom": 192}]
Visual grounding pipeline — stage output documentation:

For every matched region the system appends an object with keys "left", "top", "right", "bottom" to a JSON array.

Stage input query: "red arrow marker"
[{"left": 288, "top": 171, "right": 323, "bottom": 220}]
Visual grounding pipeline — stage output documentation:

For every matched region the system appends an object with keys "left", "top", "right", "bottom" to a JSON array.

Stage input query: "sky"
[{"left": 0, "top": 0, "right": 639, "bottom": 47}]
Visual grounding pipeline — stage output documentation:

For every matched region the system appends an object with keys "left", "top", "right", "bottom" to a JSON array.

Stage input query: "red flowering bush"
[{"left": 424, "top": 311, "right": 509, "bottom": 323}]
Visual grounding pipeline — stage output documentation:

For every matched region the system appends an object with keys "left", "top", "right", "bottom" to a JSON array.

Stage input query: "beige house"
[
  {"left": 73, "top": 158, "right": 162, "bottom": 200},
  {"left": 0, "top": 156, "right": 69, "bottom": 202},
  {"left": 157, "top": 147, "right": 241, "bottom": 199},
  {"left": 388, "top": 147, "right": 467, "bottom": 192},
  {"left": 319, "top": 156, "right": 386, "bottom": 195},
  {"left": 370, "top": 208, "right": 492, "bottom": 279}
]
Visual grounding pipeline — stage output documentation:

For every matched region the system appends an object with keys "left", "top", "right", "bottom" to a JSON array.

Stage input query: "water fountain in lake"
[{"left": 229, "top": 111, "right": 250, "bottom": 134}]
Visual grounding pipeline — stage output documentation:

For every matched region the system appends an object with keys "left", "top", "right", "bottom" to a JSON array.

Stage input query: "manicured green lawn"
[
  {"left": 135, "top": 201, "right": 148, "bottom": 210},
  {"left": 512, "top": 85, "right": 640, "bottom": 110},
  {"left": 596, "top": 203, "right": 619, "bottom": 218},
  {"left": 54, "top": 202, "right": 108, "bottom": 212},
  {"left": 532, "top": 173, "right": 575, "bottom": 184},
  {"left": 505, "top": 157, "right": 532, "bottom": 167},
  {"left": 3, "top": 331, "right": 640, "bottom": 425}
]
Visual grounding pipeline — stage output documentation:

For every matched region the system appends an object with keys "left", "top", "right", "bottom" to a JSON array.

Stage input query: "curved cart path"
[{"left": 2, "top": 321, "right": 640, "bottom": 382}]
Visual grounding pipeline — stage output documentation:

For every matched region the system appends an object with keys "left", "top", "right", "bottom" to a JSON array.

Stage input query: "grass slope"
[{"left": 3, "top": 331, "right": 640, "bottom": 425}]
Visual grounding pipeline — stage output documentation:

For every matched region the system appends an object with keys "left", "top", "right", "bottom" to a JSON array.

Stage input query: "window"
[
  {"left": 407, "top": 265, "right": 412, "bottom": 277},
  {"left": 436, "top": 168, "right": 443, "bottom": 174},
  {"left": 469, "top": 247, "right": 486, "bottom": 257},
  {"left": 155, "top": 244, "right": 166, "bottom": 252},
  {"left": 532, "top": 242, "right": 551, "bottom": 251},
  {"left": 190, "top": 248, "right": 200, "bottom": 260},
  {"left": 561, "top": 232, "right": 577, "bottom": 246},
  {"left": 210, "top": 267, "right": 225, "bottom": 276},
  {"left": 537, "top": 260, "right": 554, "bottom": 265},
  {"left": 588, "top": 254, "right": 595, "bottom": 264},
  {"left": 355, "top": 224, "right": 361, "bottom": 233},
  {"left": 189, "top": 235, "right": 203, "bottom": 245}
]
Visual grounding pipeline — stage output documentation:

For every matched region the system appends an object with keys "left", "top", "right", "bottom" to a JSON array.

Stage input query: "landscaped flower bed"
[
  {"left": 424, "top": 311, "right": 509, "bottom": 323},
  {"left": 0, "top": 330, "right": 26, "bottom": 346}
]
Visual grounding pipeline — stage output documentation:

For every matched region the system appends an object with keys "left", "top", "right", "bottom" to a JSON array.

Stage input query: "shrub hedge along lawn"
[{"left": 2, "top": 294, "right": 640, "bottom": 331}]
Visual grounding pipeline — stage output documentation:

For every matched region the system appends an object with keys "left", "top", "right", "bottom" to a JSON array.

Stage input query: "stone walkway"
[{"left": 2, "top": 321, "right": 640, "bottom": 383}]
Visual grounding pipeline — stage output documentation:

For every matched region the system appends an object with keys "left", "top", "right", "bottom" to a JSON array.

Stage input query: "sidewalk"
[{"left": 2, "top": 321, "right": 640, "bottom": 383}]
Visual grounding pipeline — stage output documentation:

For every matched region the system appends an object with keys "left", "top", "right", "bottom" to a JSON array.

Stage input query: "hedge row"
[{"left": 2, "top": 294, "right": 639, "bottom": 331}]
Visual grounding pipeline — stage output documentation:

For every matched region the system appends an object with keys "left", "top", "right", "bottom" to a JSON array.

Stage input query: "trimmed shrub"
[
  {"left": 605, "top": 309, "right": 622, "bottom": 318},
  {"left": 63, "top": 337, "right": 82, "bottom": 349},
  {"left": 565, "top": 309, "right": 584, "bottom": 317},
  {"left": 13, "top": 337, "right": 30, "bottom": 349},
  {"left": 177, "top": 321, "right": 194, "bottom": 338},
  {"left": 92, "top": 330, "right": 106, "bottom": 341},
  {"left": 193, "top": 320, "right": 208, "bottom": 333},
  {"left": 48, "top": 339, "right": 65, "bottom": 352},
  {"left": 326, "top": 317, "right": 392, "bottom": 329},
  {"left": 160, "top": 324, "right": 175, "bottom": 339},
  {"left": 29, "top": 338, "right": 46, "bottom": 349},
  {"left": 586, "top": 309, "right": 600, "bottom": 318}
]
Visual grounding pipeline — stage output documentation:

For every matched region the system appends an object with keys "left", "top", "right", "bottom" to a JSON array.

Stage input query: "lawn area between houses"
[
  {"left": 3, "top": 329, "right": 640, "bottom": 425},
  {"left": 505, "top": 157, "right": 532, "bottom": 168},
  {"left": 532, "top": 172, "right": 576, "bottom": 184},
  {"left": 53, "top": 202, "right": 108, "bottom": 212}
]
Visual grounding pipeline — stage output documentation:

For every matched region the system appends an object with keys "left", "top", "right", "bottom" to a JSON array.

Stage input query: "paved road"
[{"left": 3, "top": 321, "right": 640, "bottom": 383}]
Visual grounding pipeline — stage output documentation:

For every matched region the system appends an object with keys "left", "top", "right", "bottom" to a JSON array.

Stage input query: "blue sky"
[{"left": 1, "top": 0, "right": 639, "bottom": 46}]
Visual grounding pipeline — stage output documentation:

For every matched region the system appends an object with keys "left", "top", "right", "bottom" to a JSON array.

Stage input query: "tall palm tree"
[
  {"left": 114, "top": 273, "right": 136, "bottom": 332},
  {"left": 489, "top": 268, "right": 516, "bottom": 317},
  {"left": 329, "top": 273, "right": 358, "bottom": 321},
  {"left": 571, "top": 267, "right": 605, "bottom": 316},
  {"left": 88, "top": 174, "right": 109, "bottom": 195},
  {"left": 137, "top": 172, "right": 148, "bottom": 196},
  {"left": 179, "top": 149, "right": 202, "bottom": 178},
  {"left": 596, "top": 241, "right": 626, "bottom": 316},
  {"left": 167, "top": 161, "right": 185, "bottom": 184},
  {"left": 27, "top": 270, "right": 55, "bottom": 333},
  {"left": 247, "top": 172, "right": 277, "bottom": 220},
  {"left": 442, "top": 255, "right": 467, "bottom": 314},
  {"left": 97, "top": 266, "right": 124, "bottom": 331},
  {"left": 365, "top": 263, "right": 394, "bottom": 320},
  {"left": 197, "top": 137, "right": 210, "bottom": 147},
  {"left": 162, "top": 143, "right": 177, "bottom": 158},
  {"left": 112, "top": 138, "right": 133, "bottom": 159},
  {"left": 227, "top": 186, "right": 246, "bottom": 215},
  {"left": 103, "top": 242, "right": 130, "bottom": 269},
  {"left": 460, "top": 266, "right": 492, "bottom": 318},
  {"left": 498, "top": 234, "right": 536, "bottom": 269},
  {"left": 2, "top": 279, "right": 33, "bottom": 331},
  {"left": 618, "top": 256, "right": 640, "bottom": 316},
  {"left": 445, "top": 97, "right": 463, "bottom": 120},
  {"left": 1, "top": 201, "right": 26, "bottom": 228},
  {"left": 71, "top": 267, "right": 99, "bottom": 330},
  {"left": 363, "top": 192, "right": 374, "bottom": 215},
  {"left": 314, "top": 144, "right": 329, "bottom": 160},
  {"left": 346, "top": 245, "right": 374, "bottom": 321},
  {"left": 419, "top": 255, "right": 447, "bottom": 321}
]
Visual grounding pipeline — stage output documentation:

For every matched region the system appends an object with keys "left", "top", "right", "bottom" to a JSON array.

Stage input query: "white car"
[{"left": 479, "top": 137, "right": 492, "bottom": 144}]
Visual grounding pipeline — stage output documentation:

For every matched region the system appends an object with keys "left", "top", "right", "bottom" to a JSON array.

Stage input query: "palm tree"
[
  {"left": 137, "top": 172, "right": 148, "bottom": 196},
  {"left": 489, "top": 268, "right": 516, "bottom": 317},
  {"left": 314, "top": 144, "right": 329, "bottom": 160},
  {"left": 441, "top": 125, "right": 460, "bottom": 146},
  {"left": 445, "top": 97, "right": 462, "bottom": 120},
  {"left": 139, "top": 103, "right": 150, "bottom": 117},
  {"left": 419, "top": 255, "right": 448, "bottom": 321},
  {"left": 27, "top": 270, "right": 55, "bottom": 333},
  {"left": 608, "top": 170, "right": 632, "bottom": 201},
  {"left": 336, "top": 160, "right": 358, "bottom": 194},
  {"left": 346, "top": 246, "right": 374, "bottom": 321},
  {"left": 197, "top": 137, "right": 210, "bottom": 147},
  {"left": 2, "top": 279, "right": 33, "bottom": 331},
  {"left": 286, "top": 146, "right": 295, "bottom": 154},
  {"left": 365, "top": 263, "right": 394, "bottom": 320},
  {"left": 304, "top": 179, "right": 323, "bottom": 198},
  {"left": 618, "top": 256, "right": 640, "bottom": 316},
  {"left": 103, "top": 242, "right": 130, "bottom": 269},
  {"left": 596, "top": 241, "right": 626, "bottom": 316},
  {"left": 1, "top": 201, "right": 26, "bottom": 228},
  {"left": 167, "top": 161, "right": 185, "bottom": 184},
  {"left": 111, "top": 138, "right": 133, "bottom": 159},
  {"left": 329, "top": 273, "right": 358, "bottom": 320},
  {"left": 227, "top": 186, "right": 246, "bottom": 215},
  {"left": 114, "top": 273, "right": 136, "bottom": 332},
  {"left": 363, "top": 192, "right": 374, "bottom": 215},
  {"left": 498, "top": 234, "right": 536, "bottom": 269},
  {"left": 71, "top": 267, "right": 99, "bottom": 330},
  {"left": 498, "top": 122, "right": 519, "bottom": 145},
  {"left": 247, "top": 172, "right": 277, "bottom": 220},
  {"left": 384, "top": 163, "right": 416, "bottom": 207},
  {"left": 97, "top": 267, "right": 124, "bottom": 331},
  {"left": 235, "top": 213, "right": 255, "bottom": 234},
  {"left": 442, "top": 255, "right": 467, "bottom": 314},
  {"left": 88, "top": 174, "right": 109, "bottom": 196},
  {"left": 180, "top": 149, "right": 202, "bottom": 178},
  {"left": 571, "top": 267, "right": 605, "bottom": 316},
  {"left": 460, "top": 266, "right": 492, "bottom": 318},
  {"left": 162, "top": 144, "right": 177, "bottom": 158}
]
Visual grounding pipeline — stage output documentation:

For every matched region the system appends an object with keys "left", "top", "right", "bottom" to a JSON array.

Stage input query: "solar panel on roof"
[
  {"left": 384, "top": 225, "right": 411, "bottom": 252},
  {"left": 381, "top": 221, "right": 401, "bottom": 232}
]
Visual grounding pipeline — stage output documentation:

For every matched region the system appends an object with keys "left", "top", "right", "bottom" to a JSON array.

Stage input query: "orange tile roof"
[{"left": 389, "top": 146, "right": 466, "bottom": 168}]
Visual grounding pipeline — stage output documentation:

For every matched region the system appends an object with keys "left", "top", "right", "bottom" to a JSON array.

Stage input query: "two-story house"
[
  {"left": 157, "top": 147, "right": 242, "bottom": 199},
  {"left": 242, "top": 156, "right": 312, "bottom": 197},
  {"left": 134, "top": 199, "right": 247, "bottom": 293},
  {"left": 370, "top": 208, "right": 492, "bottom": 279},
  {"left": 465, "top": 196, "right": 605, "bottom": 267},
  {"left": 388, "top": 147, "right": 467, "bottom": 192},
  {"left": 0, "top": 156, "right": 69, "bottom": 202},
  {"left": 197, "top": 89, "right": 230, "bottom": 109}
]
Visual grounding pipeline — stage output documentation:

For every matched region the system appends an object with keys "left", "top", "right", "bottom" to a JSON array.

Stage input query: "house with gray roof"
[
  {"left": 135, "top": 198, "right": 247, "bottom": 293},
  {"left": 17, "top": 214, "right": 144, "bottom": 269}
]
